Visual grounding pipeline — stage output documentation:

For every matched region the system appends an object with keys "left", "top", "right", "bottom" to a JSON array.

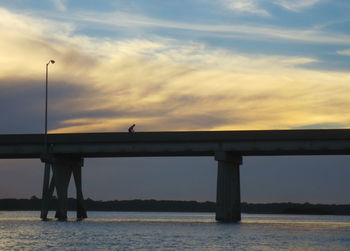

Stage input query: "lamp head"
[{"left": 50, "top": 60, "right": 55, "bottom": 64}]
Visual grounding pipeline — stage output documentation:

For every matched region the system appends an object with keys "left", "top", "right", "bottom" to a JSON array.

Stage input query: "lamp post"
[
  {"left": 41, "top": 59, "right": 55, "bottom": 220},
  {"left": 45, "top": 60, "right": 55, "bottom": 152}
]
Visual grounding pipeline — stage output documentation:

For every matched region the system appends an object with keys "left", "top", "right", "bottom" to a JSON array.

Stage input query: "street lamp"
[
  {"left": 44, "top": 59, "right": 55, "bottom": 152},
  {"left": 41, "top": 59, "right": 55, "bottom": 220}
]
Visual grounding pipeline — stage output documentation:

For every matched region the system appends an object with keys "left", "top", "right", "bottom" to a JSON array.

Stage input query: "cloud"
[
  {"left": 51, "top": 0, "right": 67, "bottom": 12},
  {"left": 4, "top": 7, "right": 350, "bottom": 46},
  {"left": 1, "top": 7, "right": 350, "bottom": 134},
  {"left": 213, "top": 0, "right": 322, "bottom": 17},
  {"left": 274, "top": 0, "right": 322, "bottom": 12},
  {"left": 218, "top": 0, "right": 270, "bottom": 17},
  {"left": 337, "top": 48, "right": 350, "bottom": 56},
  {"left": 66, "top": 10, "right": 350, "bottom": 45}
]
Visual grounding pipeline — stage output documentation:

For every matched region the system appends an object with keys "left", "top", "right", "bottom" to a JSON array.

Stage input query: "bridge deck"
[{"left": 1, "top": 129, "right": 350, "bottom": 158}]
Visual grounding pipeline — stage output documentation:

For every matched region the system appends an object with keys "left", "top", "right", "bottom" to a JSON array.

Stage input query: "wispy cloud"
[
  {"left": 214, "top": 0, "right": 322, "bottom": 16},
  {"left": 68, "top": 10, "right": 350, "bottom": 45},
  {"left": 337, "top": 48, "right": 350, "bottom": 56},
  {"left": 51, "top": 0, "right": 67, "bottom": 12},
  {"left": 218, "top": 0, "right": 270, "bottom": 17},
  {"left": 274, "top": 0, "right": 323, "bottom": 12},
  {"left": 4, "top": 6, "right": 350, "bottom": 46}
]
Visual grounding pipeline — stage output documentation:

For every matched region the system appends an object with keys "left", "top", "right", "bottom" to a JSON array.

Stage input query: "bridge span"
[{"left": 1, "top": 129, "right": 350, "bottom": 222}]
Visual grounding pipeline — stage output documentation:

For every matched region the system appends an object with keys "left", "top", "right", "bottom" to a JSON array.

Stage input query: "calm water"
[{"left": 0, "top": 211, "right": 350, "bottom": 250}]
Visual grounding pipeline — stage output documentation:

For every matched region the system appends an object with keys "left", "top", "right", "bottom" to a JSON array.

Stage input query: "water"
[{"left": 0, "top": 211, "right": 350, "bottom": 250}]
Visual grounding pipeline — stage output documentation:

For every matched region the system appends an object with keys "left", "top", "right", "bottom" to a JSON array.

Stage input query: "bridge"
[{"left": 1, "top": 129, "right": 350, "bottom": 222}]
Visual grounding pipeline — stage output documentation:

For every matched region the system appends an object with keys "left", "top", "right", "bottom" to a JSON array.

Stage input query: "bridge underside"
[{"left": 39, "top": 151, "right": 242, "bottom": 222}]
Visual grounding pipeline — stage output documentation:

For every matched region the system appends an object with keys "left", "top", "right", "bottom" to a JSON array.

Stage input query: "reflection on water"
[{"left": 0, "top": 211, "right": 350, "bottom": 250}]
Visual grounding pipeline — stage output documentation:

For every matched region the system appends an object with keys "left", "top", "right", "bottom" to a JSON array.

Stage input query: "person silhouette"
[{"left": 128, "top": 124, "right": 135, "bottom": 133}]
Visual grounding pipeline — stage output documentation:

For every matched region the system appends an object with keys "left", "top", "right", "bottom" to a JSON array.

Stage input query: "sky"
[{"left": 1, "top": 0, "right": 350, "bottom": 203}]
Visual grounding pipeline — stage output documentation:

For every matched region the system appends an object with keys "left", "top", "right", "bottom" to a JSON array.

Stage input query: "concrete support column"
[
  {"left": 52, "top": 158, "right": 72, "bottom": 220},
  {"left": 40, "top": 162, "right": 51, "bottom": 220},
  {"left": 73, "top": 164, "right": 87, "bottom": 219},
  {"left": 51, "top": 156, "right": 86, "bottom": 220},
  {"left": 215, "top": 152, "right": 242, "bottom": 222}
]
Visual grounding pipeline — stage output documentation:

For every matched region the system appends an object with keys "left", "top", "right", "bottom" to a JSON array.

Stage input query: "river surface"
[{"left": 0, "top": 211, "right": 349, "bottom": 250}]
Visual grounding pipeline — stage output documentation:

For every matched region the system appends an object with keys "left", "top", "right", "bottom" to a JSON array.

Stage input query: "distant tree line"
[
  {"left": 1, "top": 196, "right": 350, "bottom": 215},
  {"left": 241, "top": 202, "right": 350, "bottom": 215}
]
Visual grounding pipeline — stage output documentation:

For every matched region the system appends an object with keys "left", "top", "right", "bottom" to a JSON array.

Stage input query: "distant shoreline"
[{"left": 1, "top": 197, "right": 350, "bottom": 216}]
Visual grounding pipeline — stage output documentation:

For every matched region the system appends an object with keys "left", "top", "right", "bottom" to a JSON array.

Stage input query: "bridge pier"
[
  {"left": 40, "top": 156, "right": 87, "bottom": 221},
  {"left": 215, "top": 152, "right": 242, "bottom": 222},
  {"left": 40, "top": 162, "right": 52, "bottom": 219}
]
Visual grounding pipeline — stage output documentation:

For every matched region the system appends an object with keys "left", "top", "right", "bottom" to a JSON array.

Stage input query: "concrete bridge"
[{"left": 1, "top": 129, "right": 350, "bottom": 222}]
